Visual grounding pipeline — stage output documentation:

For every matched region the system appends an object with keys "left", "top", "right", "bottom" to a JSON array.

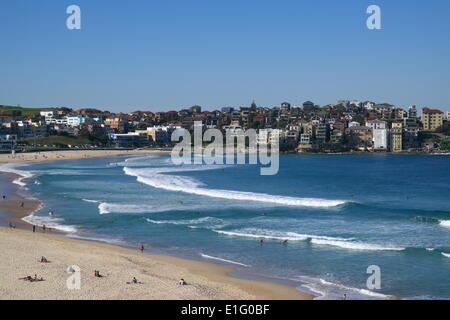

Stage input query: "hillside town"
[{"left": 1, "top": 100, "right": 450, "bottom": 153}]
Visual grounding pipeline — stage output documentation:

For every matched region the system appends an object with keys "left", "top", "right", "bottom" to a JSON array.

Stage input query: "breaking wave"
[
  {"left": 123, "top": 166, "right": 348, "bottom": 208},
  {"left": 440, "top": 220, "right": 450, "bottom": 228},
  {"left": 0, "top": 163, "right": 34, "bottom": 187},
  {"left": 213, "top": 228, "right": 404, "bottom": 252},
  {"left": 145, "top": 216, "right": 224, "bottom": 226},
  {"left": 22, "top": 214, "right": 77, "bottom": 233}
]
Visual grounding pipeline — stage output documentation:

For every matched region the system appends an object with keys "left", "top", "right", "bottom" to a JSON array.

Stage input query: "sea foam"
[
  {"left": 0, "top": 163, "right": 34, "bottom": 187},
  {"left": 213, "top": 228, "right": 404, "bottom": 252},
  {"left": 123, "top": 166, "right": 348, "bottom": 208},
  {"left": 22, "top": 214, "right": 78, "bottom": 233},
  {"left": 439, "top": 220, "right": 450, "bottom": 228}
]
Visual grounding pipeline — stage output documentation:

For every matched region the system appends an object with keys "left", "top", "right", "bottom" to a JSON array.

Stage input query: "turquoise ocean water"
[{"left": 2, "top": 154, "right": 450, "bottom": 299}]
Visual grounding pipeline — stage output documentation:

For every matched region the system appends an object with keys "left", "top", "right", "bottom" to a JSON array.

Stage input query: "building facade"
[{"left": 421, "top": 109, "right": 444, "bottom": 131}]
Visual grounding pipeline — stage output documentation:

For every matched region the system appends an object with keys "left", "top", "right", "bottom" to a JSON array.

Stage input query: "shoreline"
[{"left": 0, "top": 150, "right": 314, "bottom": 300}]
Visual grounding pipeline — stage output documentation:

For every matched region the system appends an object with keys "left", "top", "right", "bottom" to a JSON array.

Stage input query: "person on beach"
[
  {"left": 43, "top": 225, "right": 46, "bottom": 232},
  {"left": 2, "top": 195, "right": 5, "bottom": 200},
  {"left": 20, "top": 202, "right": 24, "bottom": 207},
  {"left": 178, "top": 279, "right": 187, "bottom": 285},
  {"left": 342, "top": 294, "right": 347, "bottom": 300},
  {"left": 140, "top": 244, "right": 144, "bottom": 253},
  {"left": 32, "top": 225, "right": 36, "bottom": 233}
]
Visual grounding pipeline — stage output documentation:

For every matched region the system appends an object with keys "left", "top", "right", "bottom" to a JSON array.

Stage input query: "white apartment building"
[{"left": 373, "top": 128, "right": 389, "bottom": 150}]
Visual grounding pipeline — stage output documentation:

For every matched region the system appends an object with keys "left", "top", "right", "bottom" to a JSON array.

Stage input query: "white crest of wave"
[
  {"left": 98, "top": 201, "right": 204, "bottom": 215},
  {"left": 145, "top": 217, "right": 223, "bottom": 226},
  {"left": 318, "top": 279, "right": 392, "bottom": 299},
  {"left": 214, "top": 228, "right": 403, "bottom": 251},
  {"left": 213, "top": 228, "right": 353, "bottom": 242},
  {"left": 310, "top": 238, "right": 405, "bottom": 251},
  {"left": 82, "top": 199, "right": 100, "bottom": 203},
  {"left": 439, "top": 220, "right": 450, "bottom": 228},
  {"left": 123, "top": 166, "right": 347, "bottom": 208},
  {"left": 0, "top": 163, "right": 34, "bottom": 187},
  {"left": 98, "top": 203, "right": 158, "bottom": 215},
  {"left": 22, "top": 214, "right": 77, "bottom": 233},
  {"left": 442, "top": 252, "right": 450, "bottom": 258},
  {"left": 200, "top": 253, "right": 250, "bottom": 267}
]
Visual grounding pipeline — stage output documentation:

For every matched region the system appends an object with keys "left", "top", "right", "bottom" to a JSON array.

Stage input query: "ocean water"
[{"left": 3, "top": 154, "right": 450, "bottom": 299}]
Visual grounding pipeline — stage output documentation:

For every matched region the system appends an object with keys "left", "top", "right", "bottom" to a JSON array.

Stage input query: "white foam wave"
[
  {"left": 145, "top": 217, "right": 223, "bottom": 226},
  {"left": 213, "top": 228, "right": 403, "bottom": 252},
  {"left": 22, "top": 215, "right": 77, "bottom": 233},
  {"left": 213, "top": 228, "right": 353, "bottom": 242},
  {"left": 295, "top": 275, "right": 392, "bottom": 300},
  {"left": 310, "top": 238, "right": 405, "bottom": 251},
  {"left": 0, "top": 163, "right": 34, "bottom": 187},
  {"left": 442, "top": 252, "right": 450, "bottom": 258},
  {"left": 123, "top": 166, "right": 348, "bottom": 208},
  {"left": 200, "top": 253, "right": 250, "bottom": 267},
  {"left": 82, "top": 199, "right": 101, "bottom": 203},
  {"left": 439, "top": 220, "right": 450, "bottom": 228},
  {"left": 98, "top": 202, "right": 202, "bottom": 215}
]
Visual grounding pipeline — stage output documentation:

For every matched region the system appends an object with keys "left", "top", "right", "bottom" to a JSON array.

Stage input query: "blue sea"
[{"left": 3, "top": 154, "right": 450, "bottom": 299}]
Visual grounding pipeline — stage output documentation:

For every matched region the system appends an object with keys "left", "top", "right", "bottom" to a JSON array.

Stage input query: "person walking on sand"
[
  {"left": 43, "top": 225, "right": 46, "bottom": 232},
  {"left": 20, "top": 202, "right": 24, "bottom": 207},
  {"left": 32, "top": 225, "right": 36, "bottom": 233},
  {"left": 140, "top": 244, "right": 144, "bottom": 253}
]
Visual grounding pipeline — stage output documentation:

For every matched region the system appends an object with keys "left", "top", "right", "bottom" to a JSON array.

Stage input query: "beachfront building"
[
  {"left": 110, "top": 132, "right": 150, "bottom": 148},
  {"left": 421, "top": 108, "right": 444, "bottom": 131},
  {"left": 135, "top": 125, "right": 181, "bottom": 146},
  {"left": 348, "top": 126, "right": 372, "bottom": 151},
  {"left": 0, "top": 134, "right": 16, "bottom": 150},
  {"left": 315, "top": 123, "right": 329, "bottom": 143},
  {"left": 373, "top": 128, "right": 389, "bottom": 151},
  {"left": 390, "top": 122, "right": 403, "bottom": 152}
]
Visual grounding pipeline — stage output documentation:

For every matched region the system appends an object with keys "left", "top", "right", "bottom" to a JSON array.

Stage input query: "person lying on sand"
[
  {"left": 19, "top": 275, "right": 44, "bottom": 282},
  {"left": 177, "top": 278, "right": 187, "bottom": 285}
]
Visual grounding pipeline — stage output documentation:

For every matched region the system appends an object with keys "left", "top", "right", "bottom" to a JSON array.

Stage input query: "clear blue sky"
[{"left": 1, "top": 0, "right": 450, "bottom": 112}]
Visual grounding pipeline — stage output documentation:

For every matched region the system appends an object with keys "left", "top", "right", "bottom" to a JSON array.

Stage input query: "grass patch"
[
  {"left": 0, "top": 105, "right": 60, "bottom": 117},
  {"left": 19, "top": 135, "right": 91, "bottom": 147}
]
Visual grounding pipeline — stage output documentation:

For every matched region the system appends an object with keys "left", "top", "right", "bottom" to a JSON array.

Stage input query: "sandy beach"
[
  {"left": 0, "top": 227, "right": 313, "bottom": 300},
  {"left": 0, "top": 150, "right": 313, "bottom": 300},
  {"left": 0, "top": 149, "right": 171, "bottom": 165}
]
